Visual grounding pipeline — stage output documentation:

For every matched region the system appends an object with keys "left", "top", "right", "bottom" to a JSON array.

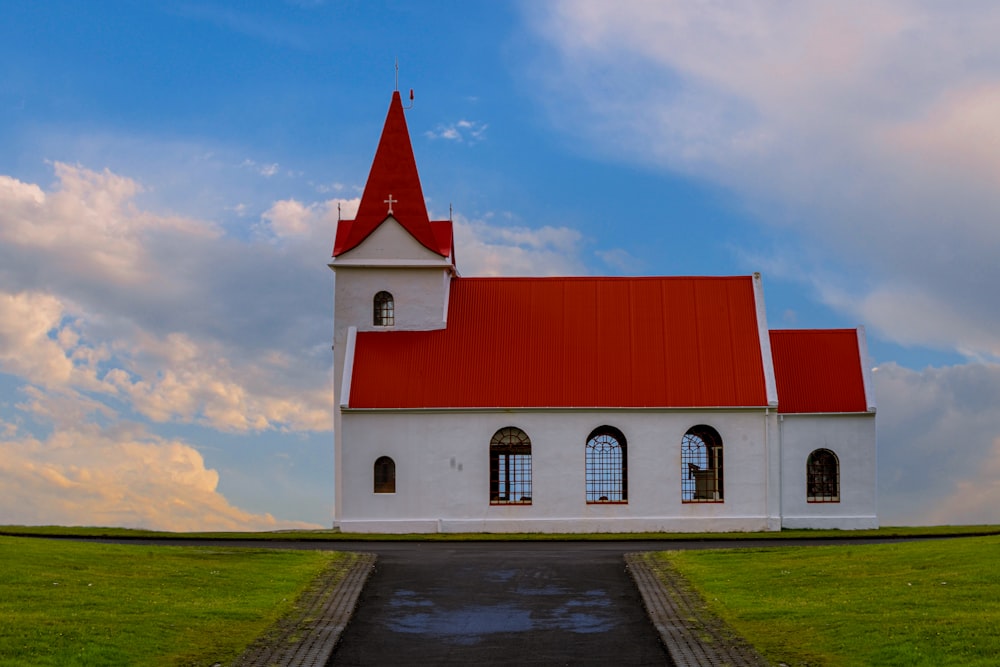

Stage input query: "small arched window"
[
  {"left": 682, "top": 425, "right": 724, "bottom": 502},
  {"left": 490, "top": 427, "right": 532, "bottom": 504},
  {"left": 374, "top": 456, "right": 395, "bottom": 493},
  {"left": 586, "top": 426, "right": 627, "bottom": 503},
  {"left": 807, "top": 449, "right": 839, "bottom": 502},
  {"left": 373, "top": 291, "right": 394, "bottom": 326}
]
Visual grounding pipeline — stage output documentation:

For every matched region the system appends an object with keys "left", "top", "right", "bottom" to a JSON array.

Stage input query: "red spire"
[{"left": 333, "top": 91, "right": 448, "bottom": 257}]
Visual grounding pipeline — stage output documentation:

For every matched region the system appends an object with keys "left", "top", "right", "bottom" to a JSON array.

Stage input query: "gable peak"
[{"left": 333, "top": 90, "right": 448, "bottom": 257}]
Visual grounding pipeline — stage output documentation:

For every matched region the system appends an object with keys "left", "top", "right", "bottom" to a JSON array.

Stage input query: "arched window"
[
  {"left": 682, "top": 425, "right": 724, "bottom": 502},
  {"left": 373, "top": 291, "right": 394, "bottom": 326},
  {"left": 373, "top": 456, "right": 395, "bottom": 493},
  {"left": 586, "top": 426, "right": 627, "bottom": 503},
  {"left": 807, "top": 449, "right": 840, "bottom": 502},
  {"left": 490, "top": 427, "right": 532, "bottom": 504}
]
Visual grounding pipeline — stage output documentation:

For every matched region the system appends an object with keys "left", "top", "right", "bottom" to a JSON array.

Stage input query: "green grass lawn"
[
  {"left": 0, "top": 536, "right": 358, "bottom": 666},
  {"left": 647, "top": 535, "right": 1000, "bottom": 666},
  {"left": 3, "top": 523, "right": 999, "bottom": 541}
]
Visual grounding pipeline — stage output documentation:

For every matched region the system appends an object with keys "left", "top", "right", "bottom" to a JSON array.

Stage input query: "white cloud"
[
  {"left": 454, "top": 214, "right": 586, "bottom": 276},
  {"left": 0, "top": 163, "right": 345, "bottom": 528},
  {"left": 527, "top": 1, "right": 1000, "bottom": 360},
  {"left": 596, "top": 248, "right": 643, "bottom": 274},
  {"left": 875, "top": 362, "right": 1000, "bottom": 526},
  {"left": 260, "top": 196, "right": 358, "bottom": 239},
  {"left": 0, "top": 292, "right": 78, "bottom": 388},
  {"left": 312, "top": 181, "right": 346, "bottom": 194},
  {"left": 0, "top": 403, "right": 318, "bottom": 531},
  {"left": 241, "top": 158, "right": 281, "bottom": 177},
  {"left": 425, "top": 119, "right": 488, "bottom": 143}
]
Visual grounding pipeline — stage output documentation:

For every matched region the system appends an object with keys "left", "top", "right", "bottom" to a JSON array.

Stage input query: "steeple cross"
[{"left": 384, "top": 194, "right": 397, "bottom": 216}]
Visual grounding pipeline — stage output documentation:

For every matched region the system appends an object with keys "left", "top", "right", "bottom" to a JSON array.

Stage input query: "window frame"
[
  {"left": 585, "top": 426, "right": 628, "bottom": 504},
  {"left": 806, "top": 448, "right": 840, "bottom": 503},
  {"left": 373, "top": 456, "right": 396, "bottom": 494},
  {"left": 681, "top": 425, "right": 724, "bottom": 503},
  {"left": 489, "top": 427, "right": 532, "bottom": 505},
  {"left": 373, "top": 290, "right": 394, "bottom": 327}
]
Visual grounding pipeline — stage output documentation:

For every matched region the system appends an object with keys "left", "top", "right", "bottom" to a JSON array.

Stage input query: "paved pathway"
[{"left": 328, "top": 542, "right": 670, "bottom": 666}]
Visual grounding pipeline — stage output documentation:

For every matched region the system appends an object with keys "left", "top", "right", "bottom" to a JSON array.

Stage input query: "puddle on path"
[{"left": 383, "top": 587, "right": 618, "bottom": 645}]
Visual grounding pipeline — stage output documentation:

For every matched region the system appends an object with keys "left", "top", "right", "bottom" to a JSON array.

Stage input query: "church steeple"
[{"left": 333, "top": 90, "right": 449, "bottom": 257}]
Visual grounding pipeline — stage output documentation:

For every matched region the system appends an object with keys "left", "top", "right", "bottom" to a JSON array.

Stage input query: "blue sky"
[{"left": 2, "top": 1, "right": 999, "bottom": 529}]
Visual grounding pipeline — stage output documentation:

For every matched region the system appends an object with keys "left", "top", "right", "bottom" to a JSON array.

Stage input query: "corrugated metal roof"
[
  {"left": 769, "top": 329, "right": 868, "bottom": 413},
  {"left": 348, "top": 276, "right": 769, "bottom": 409},
  {"left": 332, "top": 91, "right": 451, "bottom": 257}
]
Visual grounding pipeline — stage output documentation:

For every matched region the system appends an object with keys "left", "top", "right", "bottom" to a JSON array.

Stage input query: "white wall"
[
  {"left": 336, "top": 217, "right": 447, "bottom": 263},
  {"left": 329, "top": 217, "right": 454, "bottom": 526},
  {"left": 778, "top": 413, "right": 878, "bottom": 529},
  {"left": 333, "top": 266, "right": 450, "bottom": 338},
  {"left": 337, "top": 409, "right": 779, "bottom": 533}
]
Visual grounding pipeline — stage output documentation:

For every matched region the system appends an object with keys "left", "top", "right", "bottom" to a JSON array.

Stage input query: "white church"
[{"left": 329, "top": 90, "right": 878, "bottom": 533}]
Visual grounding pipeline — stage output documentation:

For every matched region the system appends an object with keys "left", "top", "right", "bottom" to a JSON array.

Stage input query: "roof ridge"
[{"left": 453, "top": 275, "right": 756, "bottom": 282}]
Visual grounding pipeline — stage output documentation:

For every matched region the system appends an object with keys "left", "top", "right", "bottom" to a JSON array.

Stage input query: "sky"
[{"left": 2, "top": 1, "right": 999, "bottom": 530}]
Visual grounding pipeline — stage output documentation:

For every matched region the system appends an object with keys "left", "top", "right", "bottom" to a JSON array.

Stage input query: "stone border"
[
  {"left": 233, "top": 552, "right": 376, "bottom": 667},
  {"left": 625, "top": 552, "right": 769, "bottom": 667}
]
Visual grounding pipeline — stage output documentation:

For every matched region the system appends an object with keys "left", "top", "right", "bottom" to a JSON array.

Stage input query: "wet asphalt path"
[{"left": 327, "top": 542, "right": 670, "bottom": 666}]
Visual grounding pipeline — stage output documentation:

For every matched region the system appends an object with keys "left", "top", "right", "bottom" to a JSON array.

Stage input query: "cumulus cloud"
[
  {"left": 0, "top": 405, "right": 317, "bottom": 531},
  {"left": 0, "top": 163, "right": 350, "bottom": 528},
  {"left": 0, "top": 292, "right": 80, "bottom": 388}
]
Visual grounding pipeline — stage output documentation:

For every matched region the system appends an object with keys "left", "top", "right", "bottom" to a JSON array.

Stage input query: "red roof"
[
  {"left": 769, "top": 329, "right": 868, "bottom": 413},
  {"left": 347, "top": 276, "right": 769, "bottom": 409},
  {"left": 333, "top": 91, "right": 452, "bottom": 257}
]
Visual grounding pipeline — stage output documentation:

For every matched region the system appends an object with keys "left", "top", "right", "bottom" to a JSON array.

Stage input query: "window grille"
[
  {"left": 490, "top": 427, "right": 532, "bottom": 504},
  {"left": 682, "top": 425, "right": 724, "bottom": 502},
  {"left": 586, "top": 426, "right": 627, "bottom": 503},
  {"left": 373, "top": 291, "right": 394, "bottom": 326},
  {"left": 807, "top": 449, "right": 840, "bottom": 502},
  {"left": 374, "top": 456, "right": 395, "bottom": 493}
]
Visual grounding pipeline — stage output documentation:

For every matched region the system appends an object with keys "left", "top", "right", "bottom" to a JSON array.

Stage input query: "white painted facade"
[
  {"left": 336, "top": 408, "right": 876, "bottom": 533},
  {"left": 338, "top": 409, "right": 780, "bottom": 533},
  {"left": 777, "top": 413, "right": 878, "bottom": 529}
]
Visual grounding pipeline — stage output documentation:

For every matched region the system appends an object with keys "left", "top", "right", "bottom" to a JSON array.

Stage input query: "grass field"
[
  {"left": 4, "top": 525, "right": 999, "bottom": 666},
  {"left": 0, "top": 536, "right": 358, "bottom": 666},
  {"left": 647, "top": 534, "right": 1000, "bottom": 666},
  {"left": 3, "top": 523, "right": 999, "bottom": 541}
]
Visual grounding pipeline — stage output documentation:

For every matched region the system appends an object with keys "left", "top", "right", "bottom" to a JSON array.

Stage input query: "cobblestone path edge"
[
  {"left": 233, "top": 552, "right": 377, "bottom": 667},
  {"left": 625, "top": 552, "right": 770, "bottom": 667}
]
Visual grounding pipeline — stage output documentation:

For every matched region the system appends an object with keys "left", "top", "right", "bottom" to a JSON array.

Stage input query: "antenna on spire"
[
  {"left": 449, "top": 203, "right": 453, "bottom": 222},
  {"left": 395, "top": 58, "right": 415, "bottom": 110},
  {"left": 337, "top": 202, "right": 342, "bottom": 222}
]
